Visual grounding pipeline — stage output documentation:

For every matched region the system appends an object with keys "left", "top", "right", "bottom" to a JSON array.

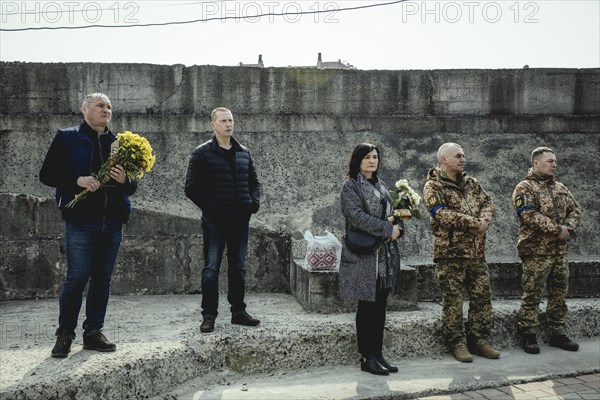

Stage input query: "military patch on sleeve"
[
  {"left": 514, "top": 194, "right": 525, "bottom": 209},
  {"left": 514, "top": 193, "right": 535, "bottom": 217}
]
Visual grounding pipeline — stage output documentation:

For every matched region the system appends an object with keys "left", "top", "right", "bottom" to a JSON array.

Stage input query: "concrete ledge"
[
  {"left": 415, "top": 261, "right": 600, "bottom": 301},
  {"left": 2, "top": 63, "right": 599, "bottom": 116},
  {"left": 1, "top": 294, "right": 598, "bottom": 400},
  {"left": 0, "top": 193, "right": 291, "bottom": 300},
  {"left": 290, "top": 259, "right": 418, "bottom": 313},
  {"left": 4, "top": 113, "right": 600, "bottom": 135}
]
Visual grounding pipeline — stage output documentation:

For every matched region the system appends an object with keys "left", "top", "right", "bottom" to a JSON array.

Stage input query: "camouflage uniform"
[
  {"left": 512, "top": 169, "right": 580, "bottom": 336},
  {"left": 423, "top": 167, "right": 495, "bottom": 346}
]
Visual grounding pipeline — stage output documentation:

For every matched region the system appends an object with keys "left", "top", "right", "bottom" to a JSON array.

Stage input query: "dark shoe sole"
[
  {"left": 473, "top": 353, "right": 500, "bottom": 359},
  {"left": 83, "top": 345, "right": 116, "bottom": 352},
  {"left": 454, "top": 357, "right": 473, "bottom": 363},
  {"left": 231, "top": 320, "right": 260, "bottom": 326},
  {"left": 51, "top": 352, "right": 69, "bottom": 358},
  {"left": 470, "top": 349, "right": 500, "bottom": 359},
  {"left": 200, "top": 320, "right": 215, "bottom": 333},
  {"left": 523, "top": 347, "right": 540, "bottom": 354},
  {"left": 360, "top": 364, "right": 389, "bottom": 376}
]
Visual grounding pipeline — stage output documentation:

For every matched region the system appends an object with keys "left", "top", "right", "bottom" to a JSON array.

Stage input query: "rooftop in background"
[
  {"left": 238, "top": 54, "right": 264, "bottom": 68},
  {"left": 239, "top": 52, "right": 356, "bottom": 69}
]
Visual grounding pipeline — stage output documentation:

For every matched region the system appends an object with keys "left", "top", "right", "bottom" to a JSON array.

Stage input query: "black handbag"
[{"left": 345, "top": 225, "right": 379, "bottom": 254}]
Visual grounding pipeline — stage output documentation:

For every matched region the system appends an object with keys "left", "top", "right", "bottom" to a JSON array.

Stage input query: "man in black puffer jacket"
[{"left": 185, "top": 107, "right": 261, "bottom": 333}]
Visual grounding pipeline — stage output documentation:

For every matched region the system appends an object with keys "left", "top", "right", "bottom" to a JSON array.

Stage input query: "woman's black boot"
[
  {"left": 375, "top": 352, "right": 398, "bottom": 373},
  {"left": 360, "top": 355, "right": 389, "bottom": 375}
]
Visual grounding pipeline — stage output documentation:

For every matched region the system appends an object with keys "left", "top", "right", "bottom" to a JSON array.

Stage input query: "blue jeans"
[
  {"left": 201, "top": 218, "right": 249, "bottom": 318},
  {"left": 57, "top": 220, "right": 123, "bottom": 338}
]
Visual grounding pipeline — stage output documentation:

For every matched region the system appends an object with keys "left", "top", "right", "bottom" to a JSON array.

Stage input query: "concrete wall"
[{"left": 1, "top": 62, "right": 599, "bottom": 269}]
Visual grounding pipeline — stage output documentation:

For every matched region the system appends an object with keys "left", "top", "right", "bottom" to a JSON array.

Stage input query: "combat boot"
[
  {"left": 521, "top": 334, "right": 540, "bottom": 354},
  {"left": 469, "top": 338, "right": 500, "bottom": 359},
  {"left": 452, "top": 342, "right": 473, "bottom": 363},
  {"left": 549, "top": 335, "right": 579, "bottom": 351}
]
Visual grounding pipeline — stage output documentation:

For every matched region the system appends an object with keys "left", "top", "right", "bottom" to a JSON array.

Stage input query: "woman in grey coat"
[{"left": 339, "top": 143, "right": 404, "bottom": 376}]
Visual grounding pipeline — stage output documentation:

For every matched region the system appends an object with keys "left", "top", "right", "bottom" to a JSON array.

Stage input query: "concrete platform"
[
  {"left": 1, "top": 294, "right": 599, "bottom": 400},
  {"left": 290, "top": 259, "right": 418, "bottom": 312},
  {"left": 153, "top": 344, "right": 600, "bottom": 400},
  {"left": 289, "top": 257, "right": 599, "bottom": 313}
]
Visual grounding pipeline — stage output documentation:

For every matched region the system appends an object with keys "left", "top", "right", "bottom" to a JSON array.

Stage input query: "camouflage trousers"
[
  {"left": 518, "top": 255, "right": 569, "bottom": 336},
  {"left": 435, "top": 258, "right": 493, "bottom": 346}
]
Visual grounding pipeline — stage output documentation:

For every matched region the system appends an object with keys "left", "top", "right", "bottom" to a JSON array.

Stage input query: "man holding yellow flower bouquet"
[{"left": 40, "top": 93, "right": 138, "bottom": 358}]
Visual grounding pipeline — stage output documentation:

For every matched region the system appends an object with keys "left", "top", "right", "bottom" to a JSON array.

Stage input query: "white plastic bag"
[{"left": 303, "top": 230, "right": 342, "bottom": 271}]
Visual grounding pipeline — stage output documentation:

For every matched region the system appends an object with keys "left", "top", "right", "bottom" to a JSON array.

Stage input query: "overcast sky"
[{"left": 1, "top": 0, "right": 599, "bottom": 70}]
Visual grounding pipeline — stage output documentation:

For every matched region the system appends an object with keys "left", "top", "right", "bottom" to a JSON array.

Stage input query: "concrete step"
[
  {"left": 1, "top": 294, "right": 599, "bottom": 400},
  {"left": 151, "top": 340, "right": 600, "bottom": 400}
]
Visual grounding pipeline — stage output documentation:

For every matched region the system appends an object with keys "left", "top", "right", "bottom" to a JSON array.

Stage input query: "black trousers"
[{"left": 356, "top": 282, "right": 391, "bottom": 356}]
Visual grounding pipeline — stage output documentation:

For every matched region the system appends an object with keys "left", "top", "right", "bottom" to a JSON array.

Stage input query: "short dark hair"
[
  {"left": 347, "top": 143, "right": 381, "bottom": 180},
  {"left": 531, "top": 146, "right": 555, "bottom": 164}
]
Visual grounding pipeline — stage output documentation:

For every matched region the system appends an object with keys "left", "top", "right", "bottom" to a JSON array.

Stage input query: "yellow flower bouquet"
[
  {"left": 65, "top": 131, "right": 155, "bottom": 208},
  {"left": 388, "top": 179, "right": 422, "bottom": 222}
]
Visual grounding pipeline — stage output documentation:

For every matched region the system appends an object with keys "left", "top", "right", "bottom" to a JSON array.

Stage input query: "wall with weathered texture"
[{"left": 1, "top": 62, "right": 599, "bottom": 268}]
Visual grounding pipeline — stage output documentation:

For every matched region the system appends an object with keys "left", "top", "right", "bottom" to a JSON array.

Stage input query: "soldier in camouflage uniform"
[
  {"left": 423, "top": 143, "right": 500, "bottom": 363},
  {"left": 513, "top": 147, "right": 581, "bottom": 354}
]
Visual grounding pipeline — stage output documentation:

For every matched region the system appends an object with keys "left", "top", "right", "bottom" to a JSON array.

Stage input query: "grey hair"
[
  {"left": 211, "top": 107, "right": 232, "bottom": 121},
  {"left": 81, "top": 93, "right": 110, "bottom": 106},
  {"left": 437, "top": 142, "right": 462, "bottom": 162}
]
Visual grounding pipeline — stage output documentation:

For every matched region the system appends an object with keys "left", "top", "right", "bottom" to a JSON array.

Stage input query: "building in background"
[
  {"left": 239, "top": 54, "right": 265, "bottom": 68},
  {"left": 239, "top": 53, "right": 355, "bottom": 69}
]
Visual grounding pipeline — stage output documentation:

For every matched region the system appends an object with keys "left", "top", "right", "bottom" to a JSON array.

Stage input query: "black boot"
[
  {"left": 375, "top": 352, "right": 398, "bottom": 373},
  {"left": 231, "top": 310, "right": 260, "bottom": 326},
  {"left": 360, "top": 355, "right": 389, "bottom": 376},
  {"left": 51, "top": 330, "right": 73, "bottom": 358},
  {"left": 200, "top": 316, "right": 215, "bottom": 333},
  {"left": 549, "top": 335, "right": 579, "bottom": 351},
  {"left": 521, "top": 334, "right": 540, "bottom": 354},
  {"left": 83, "top": 331, "right": 116, "bottom": 352}
]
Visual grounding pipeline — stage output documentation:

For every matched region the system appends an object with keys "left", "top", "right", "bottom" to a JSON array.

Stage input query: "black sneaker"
[
  {"left": 51, "top": 331, "right": 72, "bottom": 358},
  {"left": 549, "top": 335, "right": 579, "bottom": 351},
  {"left": 83, "top": 332, "right": 116, "bottom": 352},
  {"left": 231, "top": 310, "right": 260, "bottom": 326},
  {"left": 200, "top": 316, "right": 215, "bottom": 333}
]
